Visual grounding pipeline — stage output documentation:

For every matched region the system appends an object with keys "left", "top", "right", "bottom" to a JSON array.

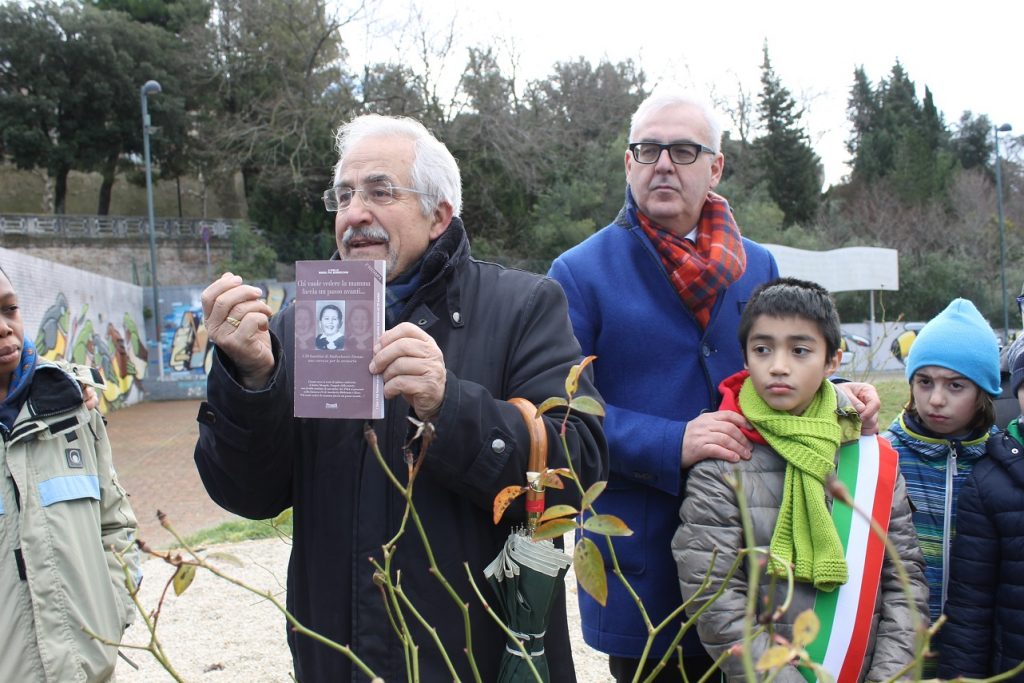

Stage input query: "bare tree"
[{"left": 712, "top": 74, "right": 756, "bottom": 145}]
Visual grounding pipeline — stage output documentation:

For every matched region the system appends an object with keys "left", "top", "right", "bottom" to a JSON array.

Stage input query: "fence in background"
[{"left": 0, "top": 214, "right": 244, "bottom": 240}]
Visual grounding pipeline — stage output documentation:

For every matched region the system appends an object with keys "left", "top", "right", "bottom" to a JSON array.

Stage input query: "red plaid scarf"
[{"left": 638, "top": 192, "right": 746, "bottom": 328}]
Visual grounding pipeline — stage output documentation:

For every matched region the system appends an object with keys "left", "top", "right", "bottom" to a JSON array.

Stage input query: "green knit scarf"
[{"left": 738, "top": 378, "right": 847, "bottom": 591}]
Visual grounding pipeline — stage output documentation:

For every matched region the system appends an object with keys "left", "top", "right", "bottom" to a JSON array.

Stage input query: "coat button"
[
  {"left": 491, "top": 438, "right": 506, "bottom": 453},
  {"left": 417, "top": 318, "right": 428, "bottom": 326},
  {"left": 702, "top": 344, "right": 711, "bottom": 357},
  {"left": 452, "top": 311, "right": 461, "bottom": 323}
]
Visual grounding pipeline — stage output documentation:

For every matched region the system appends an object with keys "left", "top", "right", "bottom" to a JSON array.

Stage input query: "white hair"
[
  {"left": 628, "top": 91, "right": 723, "bottom": 152},
  {"left": 333, "top": 114, "right": 463, "bottom": 216}
]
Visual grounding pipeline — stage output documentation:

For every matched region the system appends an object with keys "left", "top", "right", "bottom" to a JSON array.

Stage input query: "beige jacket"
[
  {"left": 671, "top": 391, "right": 927, "bottom": 682},
  {"left": 0, "top": 361, "right": 139, "bottom": 682}
]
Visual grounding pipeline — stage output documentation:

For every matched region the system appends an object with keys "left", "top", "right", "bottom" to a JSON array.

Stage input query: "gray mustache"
[{"left": 342, "top": 226, "right": 390, "bottom": 248}]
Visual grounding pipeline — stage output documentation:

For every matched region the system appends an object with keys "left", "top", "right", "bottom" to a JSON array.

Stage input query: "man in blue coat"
[{"left": 549, "top": 92, "right": 878, "bottom": 682}]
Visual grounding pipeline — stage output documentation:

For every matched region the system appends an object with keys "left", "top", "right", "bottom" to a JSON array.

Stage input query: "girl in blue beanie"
[
  {"left": 938, "top": 329, "right": 1024, "bottom": 679},
  {"left": 884, "top": 298, "right": 1001, "bottom": 640}
]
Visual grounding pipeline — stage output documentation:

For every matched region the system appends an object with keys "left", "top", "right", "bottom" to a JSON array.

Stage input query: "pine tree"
[
  {"left": 754, "top": 44, "right": 821, "bottom": 226},
  {"left": 846, "top": 66, "right": 877, "bottom": 156},
  {"left": 920, "top": 88, "right": 947, "bottom": 152},
  {"left": 951, "top": 111, "right": 993, "bottom": 173},
  {"left": 845, "top": 61, "right": 954, "bottom": 202}
]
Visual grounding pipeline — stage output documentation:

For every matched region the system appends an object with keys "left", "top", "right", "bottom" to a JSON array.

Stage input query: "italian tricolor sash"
[{"left": 799, "top": 435, "right": 899, "bottom": 683}]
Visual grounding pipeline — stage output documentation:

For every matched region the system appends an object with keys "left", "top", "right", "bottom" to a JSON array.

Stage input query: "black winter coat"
[
  {"left": 938, "top": 428, "right": 1024, "bottom": 681},
  {"left": 195, "top": 219, "right": 607, "bottom": 682}
]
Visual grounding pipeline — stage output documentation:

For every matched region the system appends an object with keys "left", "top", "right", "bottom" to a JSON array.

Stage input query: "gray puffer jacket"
[{"left": 672, "top": 384, "right": 927, "bottom": 682}]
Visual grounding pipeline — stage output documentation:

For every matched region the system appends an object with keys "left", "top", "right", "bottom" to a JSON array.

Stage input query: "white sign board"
[{"left": 762, "top": 245, "right": 899, "bottom": 292}]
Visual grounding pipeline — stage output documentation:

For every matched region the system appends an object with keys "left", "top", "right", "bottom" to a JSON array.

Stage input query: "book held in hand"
[{"left": 293, "top": 260, "right": 386, "bottom": 419}]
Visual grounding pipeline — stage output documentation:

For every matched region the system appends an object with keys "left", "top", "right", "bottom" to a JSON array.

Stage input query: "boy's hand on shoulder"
[
  {"left": 682, "top": 411, "right": 753, "bottom": 468},
  {"left": 835, "top": 382, "right": 881, "bottom": 434}
]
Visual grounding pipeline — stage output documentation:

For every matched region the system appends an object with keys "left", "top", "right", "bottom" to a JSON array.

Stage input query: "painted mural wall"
[
  {"left": 157, "top": 281, "right": 295, "bottom": 380},
  {"left": 0, "top": 247, "right": 298, "bottom": 408},
  {"left": 0, "top": 246, "right": 147, "bottom": 411}
]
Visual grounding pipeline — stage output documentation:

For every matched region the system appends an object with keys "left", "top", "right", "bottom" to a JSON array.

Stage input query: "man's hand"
[
  {"left": 681, "top": 411, "right": 754, "bottom": 468},
  {"left": 200, "top": 273, "right": 275, "bottom": 390},
  {"left": 835, "top": 381, "right": 881, "bottom": 434},
  {"left": 369, "top": 322, "right": 446, "bottom": 421}
]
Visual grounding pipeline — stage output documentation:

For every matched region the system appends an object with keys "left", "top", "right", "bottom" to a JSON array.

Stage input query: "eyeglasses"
[
  {"left": 322, "top": 181, "right": 433, "bottom": 212},
  {"left": 627, "top": 141, "right": 716, "bottom": 166}
]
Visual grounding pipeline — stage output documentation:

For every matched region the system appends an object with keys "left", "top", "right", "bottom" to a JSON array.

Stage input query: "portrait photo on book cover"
[
  {"left": 345, "top": 302, "right": 374, "bottom": 352},
  {"left": 294, "top": 302, "right": 316, "bottom": 350},
  {"left": 314, "top": 300, "right": 346, "bottom": 351}
]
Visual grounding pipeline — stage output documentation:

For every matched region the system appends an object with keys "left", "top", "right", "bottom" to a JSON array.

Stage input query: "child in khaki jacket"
[{"left": 0, "top": 266, "right": 140, "bottom": 682}]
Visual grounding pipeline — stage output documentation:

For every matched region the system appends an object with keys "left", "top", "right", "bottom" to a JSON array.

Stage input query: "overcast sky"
[{"left": 342, "top": 0, "right": 1022, "bottom": 187}]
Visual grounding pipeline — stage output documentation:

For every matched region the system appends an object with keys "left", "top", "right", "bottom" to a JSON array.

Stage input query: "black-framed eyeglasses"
[
  {"left": 627, "top": 141, "right": 716, "bottom": 166},
  {"left": 322, "top": 181, "right": 434, "bottom": 212}
]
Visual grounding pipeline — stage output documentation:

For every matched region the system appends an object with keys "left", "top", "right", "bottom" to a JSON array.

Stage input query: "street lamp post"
[
  {"left": 995, "top": 122, "right": 1013, "bottom": 344},
  {"left": 140, "top": 80, "right": 163, "bottom": 376}
]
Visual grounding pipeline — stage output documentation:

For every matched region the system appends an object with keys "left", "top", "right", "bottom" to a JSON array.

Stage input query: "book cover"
[{"left": 293, "top": 260, "right": 386, "bottom": 419}]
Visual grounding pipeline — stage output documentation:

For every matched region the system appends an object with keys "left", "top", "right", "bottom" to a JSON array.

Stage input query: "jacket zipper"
[
  {"left": 941, "top": 443, "right": 958, "bottom": 610},
  {"left": 4, "top": 436, "right": 27, "bottom": 580}
]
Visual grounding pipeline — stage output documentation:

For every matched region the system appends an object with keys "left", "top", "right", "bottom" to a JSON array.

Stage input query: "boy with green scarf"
[{"left": 672, "top": 278, "right": 927, "bottom": 682}]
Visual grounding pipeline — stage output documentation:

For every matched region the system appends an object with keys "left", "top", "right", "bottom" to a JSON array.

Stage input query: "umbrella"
[
  {"left": 485, "top": 530, "right": 572, "bottom": 681},
  {"left": 484, "top": 397, "right": 572, "bottom": 682}
]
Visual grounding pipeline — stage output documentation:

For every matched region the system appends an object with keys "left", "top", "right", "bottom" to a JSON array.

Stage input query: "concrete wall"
[
  {"left": 839, "top": 320, "right": 935, "bottom": 378},
  {"left": 0, "top": 231, "right": 233, "bottom": 287}
]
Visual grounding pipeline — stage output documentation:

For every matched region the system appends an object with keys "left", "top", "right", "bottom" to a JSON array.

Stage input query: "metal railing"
[{"left": 0, "top": 214, "right": 243, "bottom": 240}]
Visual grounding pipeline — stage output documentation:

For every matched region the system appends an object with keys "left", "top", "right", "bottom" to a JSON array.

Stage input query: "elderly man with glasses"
[
  {"left": 549, "top": 91, "right": 880, "bottom": 682},
  {"left": 195, "top": 114, "right": 607, "bottom": 683}
]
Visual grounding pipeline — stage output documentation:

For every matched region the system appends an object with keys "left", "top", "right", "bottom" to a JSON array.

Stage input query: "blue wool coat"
[
  {"left": 938, "top": 427, "right": 1024, "bottom": 681},
  {"left": 548, "top": 196, "right": 779, "bottom": 659}
]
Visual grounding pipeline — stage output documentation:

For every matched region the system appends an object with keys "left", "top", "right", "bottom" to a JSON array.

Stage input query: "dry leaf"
[
  {"left": 493, "top": 485, "right": 525, "bottom": 525},
  {"left": 172, "top": 564, "right": 196, "bottom": 596},
  {"left": 756, "top": 645, "right": 795, "bottom": 671}
]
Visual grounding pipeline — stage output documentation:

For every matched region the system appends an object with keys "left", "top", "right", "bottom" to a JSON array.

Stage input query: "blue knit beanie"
[{"left": 906, "top": 298, "right": 1001, "bottom": 396}]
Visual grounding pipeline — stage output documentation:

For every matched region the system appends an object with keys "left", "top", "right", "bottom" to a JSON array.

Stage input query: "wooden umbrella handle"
[{"left": 509, "top": 397, "right": 548, "bottom": 532}]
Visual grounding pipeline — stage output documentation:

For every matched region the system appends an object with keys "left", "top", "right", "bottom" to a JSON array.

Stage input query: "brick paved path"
[{"left": 106, "top": 400, "right": 241, "bottom": 546}]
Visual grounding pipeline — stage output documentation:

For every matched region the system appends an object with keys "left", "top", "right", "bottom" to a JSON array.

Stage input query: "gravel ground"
[{"left": 116, "top": 537, "right": 612, "bottom": 682}]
